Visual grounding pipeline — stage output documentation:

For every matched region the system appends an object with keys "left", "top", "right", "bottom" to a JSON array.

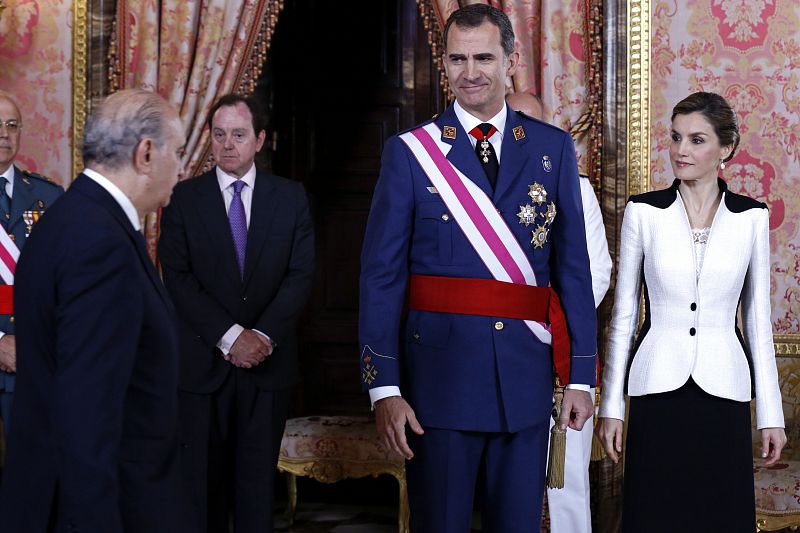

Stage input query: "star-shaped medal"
[
  {"left": 531, "top": 224, "right": 549, "bottom": 248},
  {"left": 543, "top": 201, "right": 557, "bottom": 226},
  {"left": 528, "top": 182, "right": 547, "bottom": 205},
  {"left": 517, "top": 204, "right": 537, "bottom": 226}
]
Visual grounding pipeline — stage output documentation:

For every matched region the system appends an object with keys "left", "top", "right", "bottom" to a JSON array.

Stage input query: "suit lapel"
[
  {"left": 493, "top": 110, "right": 530, "bottom": 200},
  {"left": 242, "top": 173, "right": 278, "bottom": 287},
  {"left": 436, "top": 107, "right": 494, "bottom": 198},
  {"left": 193, "top": 172, "right": 242, "bottom": 286},
  {"left": 71, "top": 175, "right": 173, "bottom": 309}
]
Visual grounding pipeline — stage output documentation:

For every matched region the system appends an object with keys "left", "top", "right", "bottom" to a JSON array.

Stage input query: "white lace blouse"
[{"left": 692, "top": 227, "right": 711, "bottom": 280}]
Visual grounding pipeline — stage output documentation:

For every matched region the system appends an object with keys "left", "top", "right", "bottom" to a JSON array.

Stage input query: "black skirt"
[{"left": 622, "top": 378, "right": 756, "bottom": 533}]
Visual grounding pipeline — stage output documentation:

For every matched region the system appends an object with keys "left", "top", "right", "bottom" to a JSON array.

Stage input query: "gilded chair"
[
  {"left": 754, "top": 355, "right": 800, "bottom": 532},
  {"left": 278, "top": 415, "right": 409, "bottom": 533}
]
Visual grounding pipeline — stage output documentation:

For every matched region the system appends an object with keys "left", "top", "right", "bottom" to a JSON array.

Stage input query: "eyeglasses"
[{"left": 0, "top": 120, "right": 20, "bottom": 134}]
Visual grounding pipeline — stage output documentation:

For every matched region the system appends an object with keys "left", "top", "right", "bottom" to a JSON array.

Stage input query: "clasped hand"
[
  {"left": 225, "top": 329, "right": 273, "bottom": 368},
  {"left": 0, "top": 335, "right": 16, "bottom": 373}
]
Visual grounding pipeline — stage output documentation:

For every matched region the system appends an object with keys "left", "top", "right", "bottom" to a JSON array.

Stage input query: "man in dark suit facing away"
[
  {"left": 158, "top": 94, "right": 315, "bottom": 533},
  {"left": 0, "top": 89, "right": 188, "bottom": 533}
]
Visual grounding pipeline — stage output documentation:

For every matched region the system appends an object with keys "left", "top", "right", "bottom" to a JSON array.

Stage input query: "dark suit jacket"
[
  {"left": 0, "top": 166, "right": 63, "bottom": 394},
  {"left": 158, "top": 169, "right": 314, "bottom": 394},
  {"left": 0, "top": 175, "right": 185, "bottom": 533}
]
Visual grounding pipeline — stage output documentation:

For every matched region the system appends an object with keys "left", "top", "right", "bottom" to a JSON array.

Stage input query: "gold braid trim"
[
  {"left": 416, "top": 0, "right": 451, "bottom": 101},
  {"left": 108, "top": 16, "right": 122, "bottom": 93},
  {"left": 586, "top": 0, "right": 603, "bottom": 188},
  {"left": 192, "top": 0, "right": 284, "bottom": 176},
  {"left": 568, "top": 0, "right": 603, "bottom": 190},
  {"left": 234, "top": 0, "right": 284, "bottom": 95}
]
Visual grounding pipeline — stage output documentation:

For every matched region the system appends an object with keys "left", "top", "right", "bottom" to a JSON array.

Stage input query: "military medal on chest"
[
  {"left": 517, "top": 204, "right": 537, "bottom": 226},
  {"left": 528, "top": 182, "right": 547, "bottom": 205},
  {"left": 22, "top": 209, "right": 43, "bottom": 237},
  {"left": 543, "top": 202, "right": 556, "bottom": 226},
  {"left": 531, "top": 224, "right": 549, "bottom": 248},
  {"left": 518, "top": 181, "right": 556, "bottom": 249}
]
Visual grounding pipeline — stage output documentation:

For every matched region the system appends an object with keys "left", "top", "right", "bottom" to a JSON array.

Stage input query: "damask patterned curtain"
[
  {"left": 109, "top": 0, "right": 283, "bottom": 257},
  {"left": 419, "top": 0, "right": 603, "bottom": 182}
]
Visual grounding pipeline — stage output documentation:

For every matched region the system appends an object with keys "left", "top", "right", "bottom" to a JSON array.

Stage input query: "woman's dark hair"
[{"left": 671, "top": 92, "right": 740, "bottom": 162}]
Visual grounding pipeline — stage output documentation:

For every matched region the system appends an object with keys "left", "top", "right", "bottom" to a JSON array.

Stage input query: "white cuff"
[
  {"left": 566, "top": 383, "right": 591, "bottom": 392},
  {"left": 216, "top": 324, "right": 244, "bottom": 356},
  {"left": 368, "top": 386, "right": 401, "bottom": 408}
]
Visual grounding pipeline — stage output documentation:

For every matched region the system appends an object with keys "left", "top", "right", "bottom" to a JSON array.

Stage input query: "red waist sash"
[
  {"left": 0, "top": 285, "right": 12, "bottom": 315},
  {"left": 408, "top": 274, "right": 571, "bottom": 383}
]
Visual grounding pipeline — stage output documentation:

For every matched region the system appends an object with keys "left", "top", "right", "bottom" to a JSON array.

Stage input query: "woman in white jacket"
[{"left": 596, "top": 92, "right": 786, "bottom": 532}]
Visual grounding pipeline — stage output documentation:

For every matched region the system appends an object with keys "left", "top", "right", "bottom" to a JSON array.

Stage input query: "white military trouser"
[{"left": 547, "top": 388, "right": 596, "bottom": 533}]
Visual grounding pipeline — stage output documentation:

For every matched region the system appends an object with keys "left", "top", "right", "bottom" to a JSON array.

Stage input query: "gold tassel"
[
  {"left": 590, "top": 384, "right": 605, "bottom": 461},
  {"left": 546, "top": 387, "right": 567, "bottom": 489}
]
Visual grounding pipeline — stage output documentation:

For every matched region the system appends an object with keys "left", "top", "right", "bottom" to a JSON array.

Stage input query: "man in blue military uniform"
[
  {"left": 359, "top": 5, "right": 597, "bottom": 531},
  {"left": 0, "top": 92, "right": 64, "bottom": 436}
]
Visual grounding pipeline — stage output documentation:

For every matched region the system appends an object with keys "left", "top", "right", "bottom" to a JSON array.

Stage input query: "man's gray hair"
[{"left": 82, "top": 89, "right": 170, "bottom": 169}]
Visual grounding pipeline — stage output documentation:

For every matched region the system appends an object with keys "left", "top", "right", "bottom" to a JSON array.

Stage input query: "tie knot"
[
  {"left": 231, "top": 180, "right": 246, "bottom": 195},
  {"left": 470, "top": 123, "right": 497, "bottom": 141}
]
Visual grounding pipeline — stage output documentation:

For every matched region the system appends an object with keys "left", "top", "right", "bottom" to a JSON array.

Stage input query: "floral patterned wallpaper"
[
  {"left": 0, "top": 0, "right": 73, "bottom": 187},
  {"left": 650, "top": 1, "right": 800, "bottom": 334}
]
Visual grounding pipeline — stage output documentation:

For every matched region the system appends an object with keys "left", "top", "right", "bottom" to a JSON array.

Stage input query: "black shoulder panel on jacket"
[
  {"left": 724, "top": 190, "right": 767, "bottom": 213},
  {"left": 628, "top": 180, "right": 678, "bottom": 209}
]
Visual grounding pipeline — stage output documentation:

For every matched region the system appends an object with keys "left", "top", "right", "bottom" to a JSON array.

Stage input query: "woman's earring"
[{"left": 720, "top": 159, "right": 726, "bottom": 170}]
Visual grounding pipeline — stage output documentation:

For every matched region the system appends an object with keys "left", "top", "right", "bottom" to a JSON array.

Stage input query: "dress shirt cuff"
[
  {"left": 217, "top": 324, "right": 244, "bottom": 356},
  {"left": 0, "top": 331, "right": 5, "bottom": 341},
  {"left": 369, "top": 386, "right": 401, "bottom": 409},
  {"left": 253, "top": 329, "right": 277, "bottom": 349},
  {"left": 565, "top": 383, "right": 591, "bottom": 392}
]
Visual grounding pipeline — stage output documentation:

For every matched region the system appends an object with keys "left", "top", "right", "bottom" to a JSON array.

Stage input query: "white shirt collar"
[
  {"left": 82, "top": 168, "right": 141, "bottom": 231},
  {"left": 453, "top": 101, "right": 507, "bottom": 143},
  {"left": 216, "top": 163, "right": 256, "bottom": 192}
]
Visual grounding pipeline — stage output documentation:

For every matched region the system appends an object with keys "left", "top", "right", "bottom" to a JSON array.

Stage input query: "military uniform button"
[
  {"left": 494, "top": 321, "right": 504, "bottom": 331},
  {"left": 441, "top": 213, "right": 450, "bottom": 222},
  {"left": 8, "top": 316, "right": 14, "bottom": 324}
]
